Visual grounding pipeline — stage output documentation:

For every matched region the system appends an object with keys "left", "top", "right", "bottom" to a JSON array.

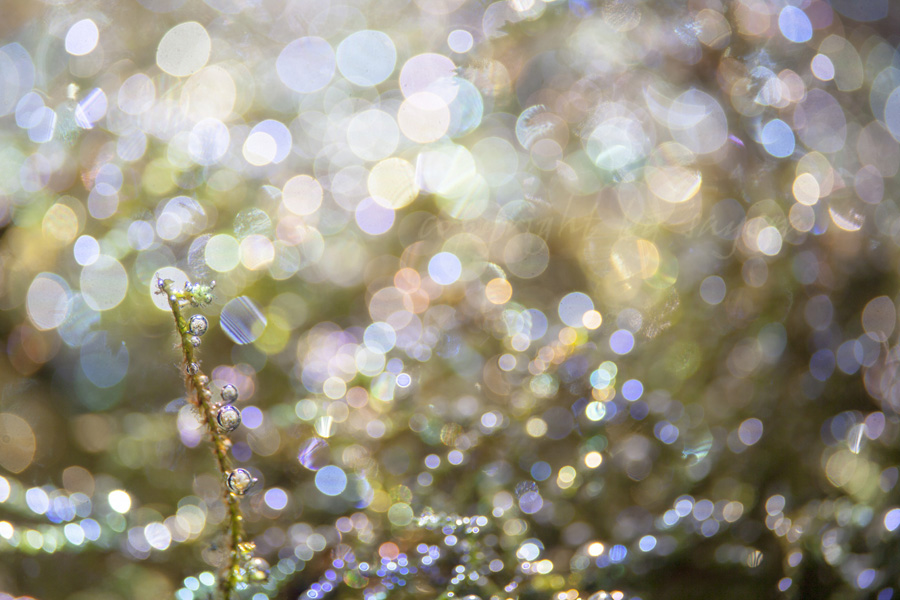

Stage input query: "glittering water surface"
[{"left": 3, "top": 1, "right": 900, "bottom": 599}]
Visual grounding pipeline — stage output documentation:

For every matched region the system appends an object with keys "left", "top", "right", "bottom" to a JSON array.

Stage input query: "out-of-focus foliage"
[{"left": 2, "top": 0, "right": 900, "bottom": 599}]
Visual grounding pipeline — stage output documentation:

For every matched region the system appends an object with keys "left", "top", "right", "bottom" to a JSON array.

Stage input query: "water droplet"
[
  {"left": 515, "top": 480, "right": 537, "bottom": 497},
  {"left": 747, "top": 549, "right": 763, "bottom": 568},
  {"left": 682, "top": 433, "right": 713, "bottom": 462},
  {"left": 234, "top": 207, "right": 274, "bottom": 239},
  {"left": 187, "top": 234, "right": 212, "bottom": 281},
  {"left": 518, "top": 491, "right": 543, "bottom": 514},
  {"left": 216, "top": 405, "right": 242, "bottom": 432},
  {"left": 828, "top": 204, "right": 864, "bottom": 232},
  {"left": 186, "top": 362, "right": 200, "bottom": 375},
  {"left": 220, "top": 296, "right": 266, "bottom": 345},
  {"left": 80, "top": 332, "right": 128, "bottom": 388},
  {"left": 247, "top": 556, "right": 270, "bottom": 583},
  {"left": 189, "top": 335, "right": 201, "bottom": 347},
  {"left": 189, "top": 314, "right": 209, "bottom": 336},
  {"left": 315, "top": 415, "right": 334, "bottom": 438},
  {"left": 298, "top": 438, "right": 329, "bottom": 470},
  {"left": 226, "top": 468, "right": 255, "bottom": 495},
  {"left": 515, "top": 104, "right": 557, "bottom": 150},
  {"left": 196, "top": 374, "right": 209, "bottom": 386},
  {"left": 343, "top": 569, "right": 368, "bottom": 588},
  {"left": 221, "top": 384, "right": 239, "bottom": 403},
  {"left": 848, "top": 423, "right": 866, "bottom": 454},
  {"left": 314, "top": 465, "right": 347, "bottom": 496},
  {"left": 188, "top": 281, "right": 215, "bottom": 306}
]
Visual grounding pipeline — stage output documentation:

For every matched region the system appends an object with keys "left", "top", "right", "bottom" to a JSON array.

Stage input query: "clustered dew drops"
[{"left": 158, "top": 276, "right": 263, "bottom": 590}]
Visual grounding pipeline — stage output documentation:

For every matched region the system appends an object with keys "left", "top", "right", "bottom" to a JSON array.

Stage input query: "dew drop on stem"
[
  {"left": 221, "top": 384, "right": 239, "bottom": 403},
  {"left": 189, "top": 314, "right": 209, "bottom": 336},
  {"left": 226, "top": 468, "right": 255, "bottom": 495},
  {"left": 216, "top": 404, "right": 242, "bottom": 432}
]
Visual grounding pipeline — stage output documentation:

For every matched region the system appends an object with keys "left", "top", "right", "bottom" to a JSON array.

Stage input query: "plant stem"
[{"left": 161, "top": 280, "right": 245, "bottom": 600}]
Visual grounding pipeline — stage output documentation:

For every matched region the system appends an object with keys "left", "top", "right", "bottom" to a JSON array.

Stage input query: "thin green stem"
[{"left": 160, "top": 280, "right": 246, "bottom": 600}]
